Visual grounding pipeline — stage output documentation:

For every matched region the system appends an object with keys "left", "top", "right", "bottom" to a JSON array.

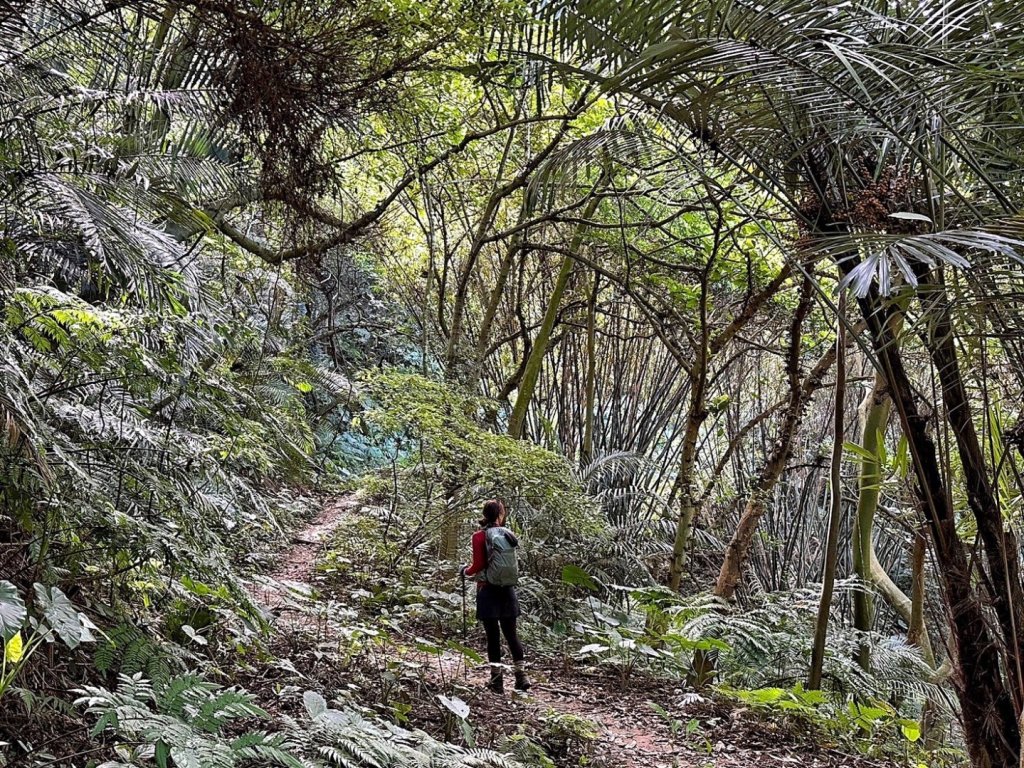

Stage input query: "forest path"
[
  {"left": 273, "top": 495, "right": 356, "bottom": 584},
  {"left": 252, "top": 495, "right": 358, "bottom": 632},
  {"left": 257, "top": 496, "right": 885, "bottom": 768}
]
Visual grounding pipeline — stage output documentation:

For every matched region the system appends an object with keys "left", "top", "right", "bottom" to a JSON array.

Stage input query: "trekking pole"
[{"left": 460, "top": 569, "right": 468, "bottom": 636}]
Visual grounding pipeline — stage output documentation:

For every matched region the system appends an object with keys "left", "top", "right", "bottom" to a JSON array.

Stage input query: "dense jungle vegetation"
[{"left": 3, "top": 1, "right": 1024, "bottom": 766}]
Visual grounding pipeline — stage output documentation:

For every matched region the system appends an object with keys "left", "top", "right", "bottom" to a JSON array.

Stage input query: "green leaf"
[
  {"left": 0, "top": 581, "right": 26, "bottom": 640},
  {"left": 170, "top": 745, "right": 201, "bottom": 768},
  {"left": 182, "top": 625, "right": 207, "bottom": 646},
  {"left": 561, "top": 564, "right": 598, "bottom": 591},
  {"left": 415, "top": 638, "right": 444, "bottom": 655},
  {"left": 33, "top": 584, "right": 82, "bottom": 649},
  {"left": 842, "top": 441, "right": 876, "bottom": 462},
  {"left": 794, "top": 687, "right": 826, "bottom": 705},
  {"left": 750, "top": 688, "right": 786, "bottom": 704},
  {"left": 458, "top": 717, "right": 476, "bottom": 747},
  {"left": 648, "top": 702, "right": 668, "bottom": 717},
  {"left": 445, "top": 640, "right": 484, "bottom": 664},
  {"left": 899, "top": 720, "right": 922, "bottom": 743},
  {"left": 889, "top": 212, "right": 932, "bottom": 223}
]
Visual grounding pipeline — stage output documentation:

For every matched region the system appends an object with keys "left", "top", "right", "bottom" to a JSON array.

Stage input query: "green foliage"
[
  {"left": 94, "top": 624, "right": 178, "bottom": 691},
  {"left": 33, "top": 584, "right": 92, "bottom": 649},
  {"left": 362, "top": 369, "right": 593, "bottom": 523},
  {"left": 1, "top": 582, "right": 95, "bottom": 699},
  {"left": 569, "top": 587, "right": 726, "bottom": 683},
  {"left": 682, "top": 586, "right": 940, "bottom": 705},
  {"left": 76, "top": 674, "right": 300, "bottom": 768},
  {"left": 1, "top": 278, "right": 320, "bottom": 588},
  {"left": 648, "top": 703, "right": 708, "bottom": 753},
  {"left": 0, "top": 0, "right": 1008, "bottom": 764},
  {"left": 0, "top": 582, "right": 26, "bottom": 640},
  {"left": 280, "top": 688, "right": 523, "bottom": 768},
  {"left": 499, "top": 734, "right": 556, "bottom": 768},
  {"left": 720, "top": 683, "right": 933, "bottom": 760},
  {"left": 532, "top": 710, "right": 600, "bottom": 766}
]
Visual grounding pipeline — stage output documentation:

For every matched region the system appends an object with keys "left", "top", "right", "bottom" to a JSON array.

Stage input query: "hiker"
[{"left": 460, "top": 499, "right": 531, "bottom": 693}]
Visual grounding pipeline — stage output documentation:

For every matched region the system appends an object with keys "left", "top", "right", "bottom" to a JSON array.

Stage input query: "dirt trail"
[
  {"left": 418, "top": 643, "right": 690, "bottom": 767},
  {"left": 254, "top": 497, "right": 890, "bottom": 768},
  {"left": 273, "top": 496, "right": 356, "bottom": 583},
  {"left": 250, "top": 496, "right": 357, "bottom": 626}
]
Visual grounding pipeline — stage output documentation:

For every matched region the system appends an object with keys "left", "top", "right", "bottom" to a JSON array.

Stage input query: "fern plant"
[
  {"left": 76, "top": 674, "right": 301, "bottom": 768},
  {"left": 281, "top": 690, "right": 523, "bottom": 768},
  {"left": 93, "top": 624, "right": 182, "bottom": 693},
  {"left": 78, "top": 674, "right": 528, "bottom": 768},
  {"left": 676, "top": 583, "right": 942, "bottom": 708}
]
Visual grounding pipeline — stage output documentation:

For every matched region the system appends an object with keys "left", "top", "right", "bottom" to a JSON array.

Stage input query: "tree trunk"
[
  {"left": 475, "top": 204, "right": 532, "bottom": 372},
  {"left": 714, "top": 275, "right": 813, "bottom": 600},
  {"left": 850, "top": 368, "right": 938, "bottom": 667},
  {"left": 508, "top": 253, "right": 575, "bottom": 439},
  {"left": 582, "top": 273, "right": 600, "bottom": 462},
  {"left": 691, "top": 283, "right": 855, "bottom": 689},
  {"left": 667, "top": 354, "right": 707, "bottom": 591},
  {"left": 852, "top": 369, "right": 888, "bottom": 669},
  {"left": 508, "top": 180, "right": 606, "bottom": 438},
  {"left": 667, "top": 263, "right": 791, "bottom": 591},
  {"left": 809, "top": 292, "right": 847, "bottom": 690},
  {"left": 916, "top": 267, "right": 1024, "bottom": 717},
  {"left": 908, "top": 525, "right": 928, "bottom": 652},
  {"left": 445, "top": 108, "right": 526, "bottom": 378},
  {"left": 848, "top": 272, "right": 1019, "bottom": 768}
]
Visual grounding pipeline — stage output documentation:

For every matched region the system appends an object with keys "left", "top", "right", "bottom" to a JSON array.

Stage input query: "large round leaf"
[
  {"left": 0, "top": 580, "right": 26, "bottom": 640},
  {"left": 33, "top": 584, "right": 82, "bottom": 649}
]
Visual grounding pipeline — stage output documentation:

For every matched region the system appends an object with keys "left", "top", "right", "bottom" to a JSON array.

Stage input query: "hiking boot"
[
  {"left": 513, "top": 664, "right": 531, "bottom": 692},
  {"left": 486, "top": 669, "right": 504, "bottom": 693}
]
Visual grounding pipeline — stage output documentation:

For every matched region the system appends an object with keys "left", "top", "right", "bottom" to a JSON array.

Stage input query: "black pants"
[{"left": 482, "top": 616, "right": 525, "bottom": 665}]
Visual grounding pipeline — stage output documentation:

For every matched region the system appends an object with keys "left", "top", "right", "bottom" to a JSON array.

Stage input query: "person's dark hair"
[{"left": 479, "top": 499, "right": 505, "bottom": 527}]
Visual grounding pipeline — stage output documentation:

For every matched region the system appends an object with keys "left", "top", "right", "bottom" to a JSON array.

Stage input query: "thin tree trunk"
[
  {"left": 508, "top": 178, "right": 607, "bottom": 438},
  {"left": 445, "top": 97, "right": 587, "bottom": 377},
  {"left": 850, "top": 369, "right": 936, "bottom": 667},
  {"left": 582, "top": 273, "right": 600, "bottom": 462},
  {"left": 664, "top": 263, "right": 792, "bottom": 591},
  {"left": 665, "top": 260, "right": 713, "bottom": 592},
  {"left": 908, "top": 526, "right": 928, "bottom": 652},
  {"left": 714, "top": 275, "right": 814, "bottom": 600},
  {"left": 667, "top": 411, "right": 703, "bottom": 591},
  {"left": 694, "top": 287, "right": 857, "bottom": 691},
  {"left": 445, "top": 100, "right": 527, "bottom": 378},
  {"left": 809, "top": 292, "right": 847, "bottom": 690},
  {"left": 1020, "top": 712, "right": 1024, "bottom": 768},
  {"left": 852, "top": 368, "right": 888, "bottom": 669},
  {"left": 508, "top": 253, "right": 574, "bottom": 439},
  {"left": 665, "top": 337, "right": 707, "bottom": 590},
  {"left": 475, "top": 236, "right": 523, "bottom": 372}
]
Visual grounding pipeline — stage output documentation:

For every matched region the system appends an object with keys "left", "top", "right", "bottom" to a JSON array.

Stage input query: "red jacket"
[{"left": 463, "top": 529, "right": 488, "bottom": 587}]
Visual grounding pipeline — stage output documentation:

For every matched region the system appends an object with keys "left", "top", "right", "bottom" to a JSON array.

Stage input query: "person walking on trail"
[{"left": 460, "top": 499, "right": 531, "bottom": 693}]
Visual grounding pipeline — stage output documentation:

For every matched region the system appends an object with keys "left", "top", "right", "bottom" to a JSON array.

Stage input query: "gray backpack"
[{"left": 484, "top": 526, "right": 520, "bottom": 586}]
